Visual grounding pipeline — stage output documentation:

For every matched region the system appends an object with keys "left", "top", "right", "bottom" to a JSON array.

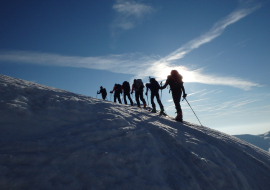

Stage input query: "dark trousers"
[
  {"left": 151, "top": 91, "right": 163, "bottom": 110},
  {"left": 172, "top": 90, "right": 182, "bottom": 113},
  {"left": 114, "top": 93, "right": 122, "bottom": 104},
  {"left": 123, "top": 92, "right": 133, "bottom": 105},
  {"left": 135, "top": 90, "right": 146, "bottom": 107},
  {"left": 102, "top": 94, "right": 106, "bottom": 100}
]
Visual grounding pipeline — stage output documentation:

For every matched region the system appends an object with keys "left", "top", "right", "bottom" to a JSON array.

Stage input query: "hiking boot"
[
  {"left": 137, "top": 105, "right": 141, "bottom": 108},
  {"left": 151, "top": 108, "right": 156, "bottom": 113},
  {"left": 144, "top": 103, "right": 146, "bottom": 108},
  {"left": 175, "top": 112, "right": 183, "bottom": 122},
  {"left": 160, "top": 108, "right": 164, "bottom": 113}
]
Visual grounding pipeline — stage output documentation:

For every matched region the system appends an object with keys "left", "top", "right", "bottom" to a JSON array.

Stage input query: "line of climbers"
[{"left": 97, "top": 70, "right": 187, "bottom": 122}]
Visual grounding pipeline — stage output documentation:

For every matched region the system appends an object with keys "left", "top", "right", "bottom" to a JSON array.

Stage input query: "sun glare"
[{"left": 157, "top": 66, "right": 195, "bottom": 83}]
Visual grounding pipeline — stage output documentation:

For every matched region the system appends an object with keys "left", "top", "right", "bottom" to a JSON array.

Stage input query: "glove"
[
  {"left": 183, "top": 94, "right": 187, "bottom": 99},
  {"left": 131, "top": 92, "right": 133, "bottom": 94},
  {"left": 110, "top": 91, "right": 113, "bottom": 93},
  {"left": 145, "top": 92, "right": 147, "bottom": 96}
]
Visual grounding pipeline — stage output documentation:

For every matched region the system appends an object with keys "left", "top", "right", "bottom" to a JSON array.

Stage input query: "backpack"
[
  {"left": 149, "top": 78, "right": 160, "bottom": 89},
  {"left": 115, "top": 84, "right": 122, "bottom": 93},
  {"left": 103, "top": 88, "right": 107, "bottom": 96},
  {"left": 169, "top": 73, "right": 183, "bottom": 90},
  {"left": 171, "top": 70, "right": 183, "bottom": 84},
  {"left": 135, "top": 79, "right": 144, "bottom": 91},
  {"left": 122, "top": 81, "right": 130, "bottom": 92}
]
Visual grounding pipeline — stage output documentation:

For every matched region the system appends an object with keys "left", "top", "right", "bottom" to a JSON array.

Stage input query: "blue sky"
[{"left": 1, "top": 0, "right": 270, "bottom": 135}]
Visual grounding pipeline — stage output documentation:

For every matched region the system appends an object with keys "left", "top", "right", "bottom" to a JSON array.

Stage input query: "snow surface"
[
  {"left": 234, "top": 131, "right": 270, "bottom": 152},
  {"left": 1, "top": 74, "right": 270, "bottom": 190}
]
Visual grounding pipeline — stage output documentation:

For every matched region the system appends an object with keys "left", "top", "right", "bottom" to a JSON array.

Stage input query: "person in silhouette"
[
  {"left": 131, "top": 79, "right": 146, "bottom": 108},
  {"left": 110, "top": 84, "right": 122, "bottom": 104},
  {"left": 97, "top": 86, "right": 107, "bottom": 100},
  {"left": 160, "top": 70, "right": 187, "bottom": 121},
  {"left": 122, "top": 81, "right": 133, "bottom": 106},
  {"left": 145, "top": 77, "right": 164, "bottom": 113}
]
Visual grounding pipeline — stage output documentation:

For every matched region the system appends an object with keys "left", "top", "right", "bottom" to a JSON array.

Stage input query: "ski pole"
[
  {"left": 132, "top": 92, "right": 135, "bottom": 102},
  {"left": 160, "top": 81, "right": 163, "bottom": 100},
  {"left": 146, "top": 93, "right": 149, "bottom": 106},
  {"left": 183, "top": 98, "right": 203, "bottom": 127}
]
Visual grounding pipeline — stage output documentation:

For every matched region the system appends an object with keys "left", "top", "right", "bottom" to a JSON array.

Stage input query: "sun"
[{"left": 158, "top": 66, "right": 195, "bottom": 83}]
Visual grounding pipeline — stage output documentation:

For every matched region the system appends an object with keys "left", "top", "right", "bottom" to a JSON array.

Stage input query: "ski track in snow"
[{"left": 1, "top": 74, "right": 270, "bottom": 190}]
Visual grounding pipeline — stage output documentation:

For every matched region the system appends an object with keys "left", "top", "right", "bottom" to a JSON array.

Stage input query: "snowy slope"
[
  {"left": 1, "top": 74, "right": 270, "bottom": 190},
  {"left": 234, "top": 132, "right": 270, "bottom": 152}
]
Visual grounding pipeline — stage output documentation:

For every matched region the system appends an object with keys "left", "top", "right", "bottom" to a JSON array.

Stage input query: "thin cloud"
[
  {"left": 189, "top": 98, "right": 210, "bottom": 103},
  {"left": 201, "top": 90, "right": 217, "bottom": 97},
  {"left": 194, "top": 97, "right": 263, "bottom": 115},
  {"left": 215, "top": 104, "right": 270, "bottom": 117},
  {"left": 111, "top": 0, "right": 155, "bottom": 36},
  {"left": 113, "top": 0, "right": 153, "bottom": 18},
  {"left": 232, "top": 99, "right": 260, "bottom": 108},
  {"left": 188, "top": 89, "right": 207, "bottom": 97},
  {"left": 0, "top": 50, "right": 260, "bottom": 90},
  {"left": 156, "top": 5, "right": 260, "bottom": 63},
  {"left": 0, "top": 50, "right": 158, "bottom": 78},
  {"left": 215, "top": 90, "right": 223, "bottom": 94},
  {"left": 0, "top": 2, "right": 262, "bottom": 90},
  {"left": 234, "top": 38, "right": 251, "bottom": 47},
  {"left": 203, "top": 51, "right": 224, "bottom": 62},
  {"left": 130, "top": 3, "right": 261, "bottom": 89},
  {"left": 185, "top": 68, "right": 260, "bottom": 90}
]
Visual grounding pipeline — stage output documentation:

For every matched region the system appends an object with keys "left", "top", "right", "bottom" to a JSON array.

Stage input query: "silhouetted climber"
[
  {"left": 131, "top": 79, "right": 146, "bottom": 108},
  {"left": 145, "top": 77, "right": 164, "bottom": 113},
  {"left": 160, "top": 70, "right": 187, "bottom": 122},
  {"left": 110, "top": 84, "right": 122, "bottom": 104},
  {"left": 97, "top": 86, "right": 107, "bottom": 100},
  {"left": 122, "top": 81, "right": 133, "bottom": 106}
]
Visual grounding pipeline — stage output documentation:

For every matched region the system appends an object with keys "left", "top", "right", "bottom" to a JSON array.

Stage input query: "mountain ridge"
[
  {"left": 1, "top": 74, "right": 270, "bottom": 190},
  {"left": 234, "top": 132, "right": 270, "bottom": 152}
]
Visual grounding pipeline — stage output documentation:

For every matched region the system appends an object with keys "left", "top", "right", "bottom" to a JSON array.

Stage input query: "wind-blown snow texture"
[{"left": 1, "top": 74, "right": 270, "bottom": 190}]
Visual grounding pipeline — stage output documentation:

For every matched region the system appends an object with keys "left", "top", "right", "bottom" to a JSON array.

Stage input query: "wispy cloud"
[
  {"left": 0, "top": 50, "right": 260, "bottom": 90},
  {"left": 0, "top": 50, "right": 155, "bottom": 73},
  {"left": 162, "top": 7, "right": 259, "bottom": 62},
  {"left": 0, "top": 2, "right": 262, "bottom": 90},
  {"left": 188, "top": 89, "right": 207, "bottom": 97},
  {"left": 214, "top": 104, "right": 270, "bottom": 117},
  {"left": 111, "top": 0, "right": 155, "bottom": 37},
  {"left": 125, "top": 2, "right": 261, "bottom": 89},
  {"left": 234, "top": 38, "right": 251, "bottom": 47},
  {"left": 232, "top": 99, "right": 260, "bottom": 108},
  {"left": 200, "top": 90, "right": 217, "bottom": 96},
  {"left": 189, "top": 98, "right": 210, "bottom": 103},
  {"left": 191, "top": 95, "right": 264, "bottom": 117}
]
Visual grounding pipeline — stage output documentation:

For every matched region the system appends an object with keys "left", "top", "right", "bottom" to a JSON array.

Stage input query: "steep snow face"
[{"left": 1, "top": 74, "right": 270, "bottom": 190}]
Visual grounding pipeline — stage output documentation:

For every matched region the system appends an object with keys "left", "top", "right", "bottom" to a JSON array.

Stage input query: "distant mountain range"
[{"left": 234, "top": 131, "right": 270, "bottom": 152}]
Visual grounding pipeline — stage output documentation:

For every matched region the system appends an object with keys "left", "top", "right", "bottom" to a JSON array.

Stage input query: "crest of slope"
[{"left": 0, "top": 74, "right": 270, "bottom": 190}]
